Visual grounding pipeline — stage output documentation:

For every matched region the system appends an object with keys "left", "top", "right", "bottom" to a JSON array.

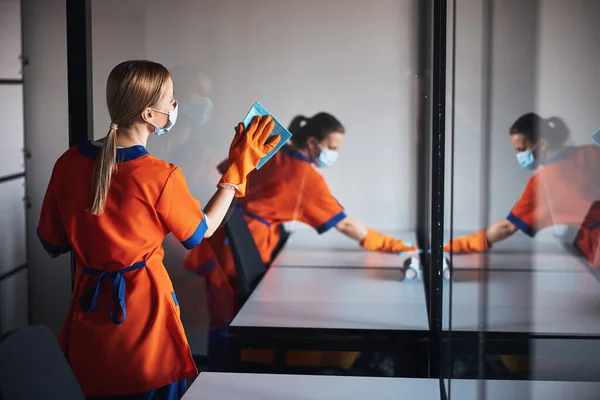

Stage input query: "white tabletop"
[
  {"left": 183, "top": 373, "right": 441, "bottom": 400},
  {"left": 274, "top": 228, "right": 418, "bottom": 268},
  {"left": 446, "top": 231, "right": 589, "bottom": 273},
  {"left": 446, "top": 379, "right": 600, "bottom": 400},
  {"left": 443, "top": 269, "right": 600, "bottom": 335},
  {"left": 231, "top": 265, "right": 429, "bottom": 331}
]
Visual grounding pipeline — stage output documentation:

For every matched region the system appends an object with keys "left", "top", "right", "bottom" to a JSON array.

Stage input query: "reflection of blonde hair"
[
  {"left": 169, "top": 66, "right": 213, "bottom": 101},
  {"left": 89, "top": 60, "right": 170, "bottom": 215}
]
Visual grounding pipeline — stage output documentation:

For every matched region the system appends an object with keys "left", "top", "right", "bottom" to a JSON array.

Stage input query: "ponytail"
[
  {"left": 510, "top": 112, "right": 570, "bottom": 149},
  {"left": 88, "top": 123, "right": 118, "bottom": 215},
  {"left": 289, "top": 113, "right": 344, "bottom": 148},
  {"left": 545, "top": 116, "right": 569, "bottom": 147},
  {"left": 288, "top": 115, "right": 309, "bottom": 146}
]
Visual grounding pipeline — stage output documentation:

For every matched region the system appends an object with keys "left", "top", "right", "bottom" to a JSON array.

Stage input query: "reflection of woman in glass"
[
  {"left": 184, "top": 112, "right": 419, "bottom": 372},
  {"left": 156, "top": 67, "right": 221, "bottom": 197},
  {"left": 446, "top": 112, "right": 600, "bottom": 268}
]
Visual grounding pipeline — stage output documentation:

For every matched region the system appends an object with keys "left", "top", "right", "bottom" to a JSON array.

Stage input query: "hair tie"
[{"left": 110, "top": 123, "right": 118, "bottom": 131}]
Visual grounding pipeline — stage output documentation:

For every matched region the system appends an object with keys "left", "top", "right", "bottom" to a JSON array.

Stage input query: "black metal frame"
[
  {"left": 227, "top": 325, "right": 429, "bottom": 377},
  {"left": 66, "top": 0, "right": 93, "bottom": 291},
  {"left": 429, "top": 0, "right": 448, "bottom": 379}
]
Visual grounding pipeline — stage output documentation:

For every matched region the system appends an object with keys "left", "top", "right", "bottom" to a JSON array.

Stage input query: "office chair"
[
  {"left": 223, "top": 207, "right": 267, "bottom": 304},
  {"left": 0, "top": 325, "right": 85, "bottom": 400}
]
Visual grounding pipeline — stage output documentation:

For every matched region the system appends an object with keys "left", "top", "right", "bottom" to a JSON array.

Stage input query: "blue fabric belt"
[
  {"left": 80, "top": 260, "right": 146, "bottom": 325},
  {"left": 235, "top": 205, "right": 271, "bottom": 227}
]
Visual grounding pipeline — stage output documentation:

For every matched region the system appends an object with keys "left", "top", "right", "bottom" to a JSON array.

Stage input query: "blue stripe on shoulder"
[
  {"left": 181, "top": 217, "right": 209, "bottom": 249},
  {"left": 316, "top": 211, "right": 347, "bottom": 234}
]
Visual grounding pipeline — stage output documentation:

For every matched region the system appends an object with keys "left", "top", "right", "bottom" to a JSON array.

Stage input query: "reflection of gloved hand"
[
  {"left": 443, "top": 230, "right": 491, "bottom": 254},
  {"left": 220, "top": 116, "right": 280, "bottom": 197},
  {"left": 360, "top": 229, "right": 420, "bottom": 253}
]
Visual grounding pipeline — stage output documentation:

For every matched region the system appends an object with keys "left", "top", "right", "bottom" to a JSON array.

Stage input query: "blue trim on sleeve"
[
  {"left": 507, "top": 212, "right": 537, "bottom": 237},
  {"left": 181, "top": 217, "right": 209, "bottom": 249},
  {"left": 316, "top": 211, "right": 347, "bottom": 234},
  {"left": 36, "top": 226, "right": 71, "bottom": 255},
  {"left": 188, "top": 257, "right": 218, "bottom": 277},
  {"left": 238, "top": 206, "right": 272, "bottom": 227},
  {"left": 171, "top": 291, "right": 179, "bottom": 306}
]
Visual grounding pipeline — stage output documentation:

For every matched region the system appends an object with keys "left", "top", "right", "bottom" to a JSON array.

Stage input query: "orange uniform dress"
[
  {"left": 184, "top": 146, "right": 346, "bottom": 330},
  {"left": 37, "top": 140, "right": 207, "bottom": 397},
  {"left": 507, "top": 145, "right": 600, "bottom": 267}
]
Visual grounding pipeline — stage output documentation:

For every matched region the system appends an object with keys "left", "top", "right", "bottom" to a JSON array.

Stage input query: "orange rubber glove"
[
  {"left": 360, "top": 229, "right": 420, "bottom": 253},
  {"left": 220, "top": 115, "right": 280, "bottom": 197},
  {"left": 443, "top": 230, "right": 491, "bottom": 254}
]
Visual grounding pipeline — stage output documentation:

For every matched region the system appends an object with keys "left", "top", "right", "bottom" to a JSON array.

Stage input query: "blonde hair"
[{"left": 89, "top": 60, "right": 170, "bottom": 215}]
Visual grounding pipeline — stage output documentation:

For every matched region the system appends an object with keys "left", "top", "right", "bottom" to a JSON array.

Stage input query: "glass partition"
[
  {"left": 444, "top": 0, "right": 600, "bottom": 398},
  {"left": 90, "top": 0, "right": 428, "bottom": 376}
]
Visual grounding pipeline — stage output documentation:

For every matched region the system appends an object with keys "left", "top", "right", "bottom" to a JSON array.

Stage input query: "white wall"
[
  {"left": 22, "top": 0, "right": 72, "bottom": 335},
  {"left": 447, "top": 0, "right": 538, "bottom": 232},
  {"left": 91, "top": 0, "right": 418, "bottom": 231},
  {"left": 536, "top": 0, "right": 600, "bottom": 144}
]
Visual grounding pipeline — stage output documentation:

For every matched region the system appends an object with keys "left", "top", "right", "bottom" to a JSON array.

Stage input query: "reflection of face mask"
[
  {"left": 516, "top": 146, "right": 538, "bottom": 170},
  {"left": 150, "top": 102, "right": 178, "bottom": 136},
  {"left": 183, "top": 95, "right": 214, "bottom": 126},
  {"left": 312, "top": 141, "right": 339, "bottom": 168}
]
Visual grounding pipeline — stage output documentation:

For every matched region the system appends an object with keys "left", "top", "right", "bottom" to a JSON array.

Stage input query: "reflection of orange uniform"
[
  {"left": 37, "top": 141, "right": 207, "bottom": 397},
  {"left": 507, "top": 145, "right": 600, "bottom": 267},
  {"left": 184, "top": 146, "right": 346, "bottom": 330},
  {"left": 184, "top": 146, "right": 356, "bottom": 370}
]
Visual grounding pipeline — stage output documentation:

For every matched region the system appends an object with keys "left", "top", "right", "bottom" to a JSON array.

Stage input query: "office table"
[
  {"left": 232, "top": 266, "right": 428, "bottom": 332},
  {"left": 445, "top": 379, "right": 600, "bottom": 400},
  {"left": 228, "top": 231, "right": 429, "bottom": 373},
  {"left": 442, "top": 267, "right": 600, "bottom": 379},
  {"left": 183, "top": 372, "right": 441, "bottom": 400},
  {"left": 443, "top": 269, "right": 600, "bottom": 335},
  {"left": 274, "top": 228, "right": 418, "bottom": 269},
  {"left": 446, "top": 231, "right": 589, "bottom": 273}
]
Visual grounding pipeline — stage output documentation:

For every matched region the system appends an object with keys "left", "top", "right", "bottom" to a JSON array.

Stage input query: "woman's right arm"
[
  {"left": 444, "top": 176, "right": 545, "bottom": 254},
  {"left": 156, "top": 116, "right": 279, "bottom": 248},
  {"left": 444, "top": 219, "right": 517, "bottom": 254},
  {"left": 202, "top": 187, "right": 236, "bottom": 237}
]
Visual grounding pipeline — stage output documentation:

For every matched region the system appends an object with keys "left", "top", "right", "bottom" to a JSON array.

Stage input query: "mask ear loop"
[{"left": 308, "top": 138, "right": 323, "bottom": 163}]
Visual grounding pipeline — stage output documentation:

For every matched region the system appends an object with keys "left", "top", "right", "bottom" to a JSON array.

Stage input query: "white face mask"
[
  {"left": 315, "top": 147, "right": 339, "bottom": 168},
  {"left": 149, "top": 102, "right": 178, "bottom": 135},
  {"left": 310, "top": 139, "right": 338, "bottom": 168}
]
